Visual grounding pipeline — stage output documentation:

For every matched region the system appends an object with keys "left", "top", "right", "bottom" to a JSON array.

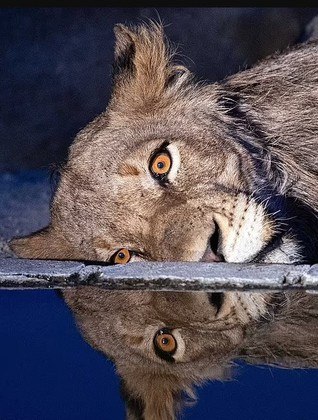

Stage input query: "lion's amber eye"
[
  {"left": 113, "top": 248, "right": 131, "bottom": 264},
  {"left": 150, "top": 152, "right": 172, "bottom": 178},
  {"left": 154, "top": 329, "right": 177, "bottom": 354}
]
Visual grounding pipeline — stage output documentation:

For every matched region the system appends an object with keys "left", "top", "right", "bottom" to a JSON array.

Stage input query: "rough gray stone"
[
  {"left": 0, "top": 258, "right": 85, "bottom": 289},
  {"left": 0, "top": 258, "right": 317, "bottom": 291},
  {"left": 95, "top": 261, "right": 311, "bottom": 291},
  {"left": 301, "top": 264, "right": 318, "bottom": 290}
]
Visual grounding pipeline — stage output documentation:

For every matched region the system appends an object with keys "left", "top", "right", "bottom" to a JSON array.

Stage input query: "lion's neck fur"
[
  {"left": 222, "top": 41, "right": 318, "bottom": 214},
  {"left": 216, "top": 42, "right": 318, "bottom": 262}
]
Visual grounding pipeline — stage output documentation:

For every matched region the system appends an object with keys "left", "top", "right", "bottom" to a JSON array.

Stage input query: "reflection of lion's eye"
[
  {"left": 112, "top": 248, "right": 131, "bottom": 264},
  {"left": 154, "top": 328, "right": 177, "bottom": 355},
  {"left": 150, "top": 151, "right": 172, "bottom": 179}
]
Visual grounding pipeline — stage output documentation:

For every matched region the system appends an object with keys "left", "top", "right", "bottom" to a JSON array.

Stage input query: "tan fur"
[{"left": 10, "top": 22, "right": 318, "bottom": 419}]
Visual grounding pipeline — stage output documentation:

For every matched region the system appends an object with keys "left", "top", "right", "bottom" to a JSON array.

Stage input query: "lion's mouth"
[{"left": 200, "top": 222, "right": 225, "bottom": 262}]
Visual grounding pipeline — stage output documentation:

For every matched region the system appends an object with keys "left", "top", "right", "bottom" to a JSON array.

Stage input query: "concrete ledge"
[{"left": 0, "top": 258, "right": 318, "bottom": 291}]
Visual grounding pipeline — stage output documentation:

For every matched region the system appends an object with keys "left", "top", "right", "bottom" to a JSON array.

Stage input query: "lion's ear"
[
  {"left": 240, "top": 293, "right": 318, "bottom": 369},
  {"left": 112, "top": 23, "right": 136, "bottom": 79},
  {"left": 112, "top": 22, "right": 192, "bottom": 103},
  {"left": 9, "top": 226, "right": 76, "bottom": 260}
]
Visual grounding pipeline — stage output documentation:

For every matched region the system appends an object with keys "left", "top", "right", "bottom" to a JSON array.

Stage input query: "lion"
[{"left": 9, "top": 22, "right": 318, "bottom": 419}]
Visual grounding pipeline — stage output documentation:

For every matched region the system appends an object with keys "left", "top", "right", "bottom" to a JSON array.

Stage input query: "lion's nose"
[{"left": 200, "top": 222, "right": 224, "bottom": 262}]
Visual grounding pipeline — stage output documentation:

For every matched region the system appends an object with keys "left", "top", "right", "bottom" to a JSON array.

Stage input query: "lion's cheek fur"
[{"left": 213, "top": 193, "right": 274, "bottom": 263}]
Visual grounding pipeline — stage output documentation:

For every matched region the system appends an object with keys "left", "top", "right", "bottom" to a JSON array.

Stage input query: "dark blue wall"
[{"left": 1, "top": 7, "right": 318, "bottom": 171}]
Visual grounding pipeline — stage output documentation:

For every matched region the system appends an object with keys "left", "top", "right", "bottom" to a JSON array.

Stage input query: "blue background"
[{"left": 0, "top": 291, "right": 317, "bottom": 420}]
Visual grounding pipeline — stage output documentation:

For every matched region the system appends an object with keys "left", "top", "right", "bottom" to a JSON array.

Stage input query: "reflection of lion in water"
[{"left": 11, "top": 22, "right": 318, "bottom": 419}]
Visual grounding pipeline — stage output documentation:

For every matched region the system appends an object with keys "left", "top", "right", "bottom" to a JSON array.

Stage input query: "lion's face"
[
  {"left": 10, "top": 22, "right": 299, "bottom": 266},
  {"left": 50, "top": 106, "right": 275, "bottom": 266},
  {"left": 62, "top": 287, "right": 271, "bottom": 419}
]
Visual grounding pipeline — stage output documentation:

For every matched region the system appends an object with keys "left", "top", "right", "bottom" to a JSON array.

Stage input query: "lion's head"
[{"left": 10, "top": 23, "right": 307, "bottom": 266}]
